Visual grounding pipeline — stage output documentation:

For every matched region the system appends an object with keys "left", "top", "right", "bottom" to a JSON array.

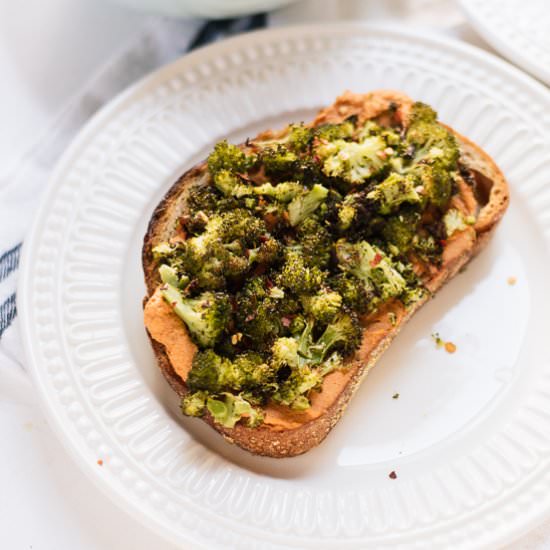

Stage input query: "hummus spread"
[{"left": 144, "top": 288, "right": 408, "bottom": 431}]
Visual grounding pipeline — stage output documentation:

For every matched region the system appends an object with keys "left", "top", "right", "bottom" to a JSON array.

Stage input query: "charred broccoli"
[
  {"left": 276, "top": 249, "right": 326, "bottom": 295},
  {"left": 335, "top": 240, "right": 407, "bottom": 301},
  {"left": 160, "top": 284, "right": 231, "bottom": 348},
  {"left": 207, "top": 140, "right": 254, "bottom": 175},
  {"left": 302, "top": 291, "right": 342, "bottom": 323},
  {"left": 315, "top": 136, "right": 389, "bottom": 185},
  {"left": 187, "top": 349, "right": 274, "bottom": 393},
  {"left": 366, "top": 172, "right": 421, "bottom": 214},
  {"left": 287, "top": 183, "right": 329, "bottom": 226}
]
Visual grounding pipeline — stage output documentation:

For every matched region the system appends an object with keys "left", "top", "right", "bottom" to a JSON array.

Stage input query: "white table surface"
[{"left": 1, "top": 1, "right": 549, "bottom": 548}]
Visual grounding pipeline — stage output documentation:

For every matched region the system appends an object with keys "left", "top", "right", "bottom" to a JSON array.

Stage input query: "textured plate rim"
[
  {"left": 458, "top": 0, "right": 550, "bottom": 85},
  {"left": 17, "top": 22, "right": 550, "bottom": 549}
]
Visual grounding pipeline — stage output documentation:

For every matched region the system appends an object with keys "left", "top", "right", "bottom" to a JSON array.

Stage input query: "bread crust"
[{"left": 142, "top": 91, "right": 509, "bottom": 457}]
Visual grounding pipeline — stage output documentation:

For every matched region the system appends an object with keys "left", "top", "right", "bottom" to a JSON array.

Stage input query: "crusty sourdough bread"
[{"left": 142, "top": 90, "right": 509, "bottom": 457}]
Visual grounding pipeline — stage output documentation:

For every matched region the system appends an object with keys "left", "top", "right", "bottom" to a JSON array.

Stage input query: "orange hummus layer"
[{"left": 144, "top": 289, "right": 407, "bottom": 431}]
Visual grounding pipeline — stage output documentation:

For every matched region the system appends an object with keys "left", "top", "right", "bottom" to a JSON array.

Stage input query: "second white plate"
[
  {"left": 460, "top": 0, "right": 550, "bottom": 85},
  {"left": 19, "top": 23, "right": 550, "bottom": 549}
]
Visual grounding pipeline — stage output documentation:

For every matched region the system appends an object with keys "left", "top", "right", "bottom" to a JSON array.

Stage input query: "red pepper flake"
[
  {"left": 445, "top": 342, "right": 457, "bottom": 354},
  {"left": 389, "top": 470, "right": 397, "bottom": 479},
  {"left": 97, "top": 459, "right": 103, "bottom": 466},
  {"left": 370, "top": 253, "right": 382, "bottom": 267},
  {"left": 440, "top": 239, "right": 447, "bottom": 247},
  {"left": 281, "top": 316, "right": 292, "bottom": 327},
  {"left": 265, "top": 278, "right": 274, "bottom": 289},
  {"left": 245, "top": 313, "right": 256, "bottom": 322}
]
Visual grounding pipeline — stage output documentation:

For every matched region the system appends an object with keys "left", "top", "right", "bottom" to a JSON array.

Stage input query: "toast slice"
[{"left": 142, "top": 90, "right": 509, "bottom": 457}]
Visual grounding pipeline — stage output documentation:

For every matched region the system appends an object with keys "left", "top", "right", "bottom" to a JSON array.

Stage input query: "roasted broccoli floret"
[
  {"left": 181, "top": 390, "right": 208, "bottom": 417},
  {"left": 315, "top": 136, "right": 389, "bottom": 185},
  {"left": 310, "top": 313, "right": 361, "bottom": 362},
  {"left": 381, "top": 209, "right": 421, "bottom": 254},
  {"left": 235, "top": 276, "right": 298, "bottom": 347},
  {"left": 402, "top": 102, "right": 460, "bottom": 209},
  {"left": 302, "top": 291, "right": 342, "bottom": 323},
  {"left": 335, "top": 240, "right": 407, "bottom": 301},
  {"left": 287, "top": 183, "right": 329, "bottom": 226},
  {"left": 160, "top": 284, "right": 231, "bottom": 348},
  {"left": 212, "top": 170, "right": 252, "bottom": 198},
  {"left": 413, "top": 234, "right": 441, "bottom": 264},
  {"left": 206, "top": 393, "right": 263, "bottom": 428},
  {"left": 315, "top": 120, "right": 356, "bottom": 142},
  {"left": 443, "top": 208, "right": 473, "bottom": 237},
  {"left": 366, "top": 172, "right": 422, "bottom": 214},
  {"left": 177, "top": 209, "right": 269, "bottom": 288},
  {"left": 293, "top": 218, "right": 332, "bottom": 268},
  {"left": 207, "top": 140, "right": 254, "bottom": 175},
  {"left": 260, "top": 145, "right": 299, "bottom": 177},
  {"left": 276, "top": 249, "right": 325, "bottom": 295},
  {"left": 269, "top": 313, "right": 360, "bottom": 409},
  {"left": 248, "top": 236, "right": 282, "bottom": 266},
  {"left": 214, "top": 172, "right": 304, "bottom": 204},
  {"left": 329, "top": 273, "right": 371, "bottom": 314},
  {"left": 187, "top": 349, "right": 274, "bottom": 393}
]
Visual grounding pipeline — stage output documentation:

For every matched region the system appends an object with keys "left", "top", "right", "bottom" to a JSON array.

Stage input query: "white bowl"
[{"left": 110, "top": 0, "right": 299, "bottom": 18}]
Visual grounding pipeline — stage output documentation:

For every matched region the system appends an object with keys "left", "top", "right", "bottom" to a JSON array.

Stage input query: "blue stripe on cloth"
[
  {"left": 0, "top": 243, "right": 22, "bottom": 282},
  {"left": 0, "top": 293, "right": 17, "bottom": 337}
]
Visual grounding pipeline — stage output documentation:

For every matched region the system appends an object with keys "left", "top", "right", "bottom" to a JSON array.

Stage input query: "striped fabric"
[{"left": 0, "top": 15, "right": 266, "bottom": 347}]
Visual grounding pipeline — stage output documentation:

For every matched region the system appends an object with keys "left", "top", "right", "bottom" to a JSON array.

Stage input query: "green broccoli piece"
[
  {"left": 315, "top": 120, "right": 356, "bottom": 142},
  {"left": 302, "top": 291, "right": 342, "bottom": 323},
  {"left": 272, "top": 364, "right": 324, "bottom": 410},
  {"left": 309, "top": 313, "right": 361, "bottom": 363},
  {"left": 443, "top": 208, "right": 469, "bottom": 237},
  {"left": 214, "top": 171, "right": 303, "bottom": 204},
  {"left": 381, "top": 209, "right": 421, "bottom": 254},
  {"left": 186, "top": 182, "right": 237, "bottom": 216},
  {"left": 413, "top": 234, "right": 441, "bottom": 264},
  {"left": 213, "top": 170, "right": 252, "bottom": 198},
  {"left": 158, "top": 263, "right": 190, "bottom": 289},
  {"left": 271, "top": 337, "right": 301, "bottom": 369},
  {"left": 287, "top": 183, "right": 329, "bottom": 226},
  {"left": 235, "top": 276, "right": 299, "bottom": 347},
  {"left": 176, "top": 209, "right": 269, "bottom": 288},
  {"left": 335, "top": 240, "right": 407, "bottom": 301},
  {"left": 293, "top": 218, "right": 332, "bottom": 268},
  {"left": 207, "top": 140, "right": 253, "bottom": 175},
  {"left": 207, "top": 393, "right": 263, "bottom": 428},
  {"left": 160, "top": 284, "right": 231, "bottom": 348},
  {"left": 402, "top": 102, "right": 460, "bottom": 209},
  {"left": 276, "top": 249, "right": 325, "bottom": 295},
  {"left": 260, "top": 145, "right": 298, "bottom": 177},
  {"left": 187, "top": 349, "right": 274, "bottom": 393},
  {"left": 366, "top": 172, "right": 422, "bottom": 215},
  {"left": 337, "top": 194, "right": 359, "bottom": 231},
  {"left": 329, "top": 273, "right": 372, "bottom": 314},
  {"left": 247, "top": 237, "right": 282, "bottom": 266},
  {"left": 253, "top": 181, "right": 304, "bottom": 203},
  {"left": 287, "top": 124, "right": 314, "bottom": 151},
  {"left": 181, "top": 391, "right": 208, "bottom": 417},
  {"left": 316, "top": 136, "right": 388, "bottom": 185}
]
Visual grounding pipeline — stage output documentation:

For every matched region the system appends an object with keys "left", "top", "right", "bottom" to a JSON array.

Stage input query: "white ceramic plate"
[
  {"left": 459, "top": 0, "right": 550, "bottom": 85},
  {"left": 19, "top": 24, "right": 550, "bottom": 549}
]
